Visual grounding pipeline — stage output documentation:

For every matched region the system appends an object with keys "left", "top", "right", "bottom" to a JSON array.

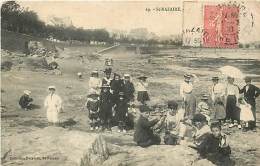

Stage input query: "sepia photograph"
[{"left": 1, "top": 0, "right": 260, "bottom": 165}]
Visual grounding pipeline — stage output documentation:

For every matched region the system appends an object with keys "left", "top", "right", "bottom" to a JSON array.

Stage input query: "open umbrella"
[{"left": 219, "top": 66, "right": 244, "bottom": 79}]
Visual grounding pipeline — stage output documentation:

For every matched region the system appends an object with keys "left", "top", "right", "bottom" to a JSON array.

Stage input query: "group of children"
[{"left": 85, "top": 65, "right": 139, "bottom": 132}]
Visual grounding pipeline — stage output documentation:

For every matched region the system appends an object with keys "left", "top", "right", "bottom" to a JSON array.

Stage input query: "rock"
[
  {"left": 193, "top": 159, "right": 215, "bottom": 166},
  {"left": 1, "top": 61, "right": 13, "bottom": 71},
  {"left": 104, "top": 144, "right": 202, "bottom": 166},
  {"left": 24, "top": 57, "right": 49, "bottom": 70},
  {"left": 2, "top": 127, "right": 109, "bottom": 166}
]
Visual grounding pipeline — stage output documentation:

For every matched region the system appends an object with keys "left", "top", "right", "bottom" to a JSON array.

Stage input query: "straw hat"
[
  {"left": 48, "top": 86, "right": 56, "bottom": 90},
  {"left": 91, "top": 70, "right": 98, "bottom": 75},
  {"left": 124, "top": 74, "right": 130, "bottom": 78},
  {"left": 212, "top": 76, "right": 219, "bottom": 81},
  {"left": 184, "top": 73, "right": 192, "bottom": 78},
  {"left": 137, "top": 76, "right": 148, "bottom": 80},
  {"left": 23, "top": 90, "right": 31, "bottom": 95}
]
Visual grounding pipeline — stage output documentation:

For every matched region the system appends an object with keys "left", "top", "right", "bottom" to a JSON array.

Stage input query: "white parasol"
[{"left": 219, "top": 66, "right": 244, "bottom": 79}]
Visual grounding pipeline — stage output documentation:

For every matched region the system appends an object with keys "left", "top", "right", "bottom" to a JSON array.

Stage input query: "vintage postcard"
[{"left": 1, "top": 0, "right": 260, "bottom": 166}]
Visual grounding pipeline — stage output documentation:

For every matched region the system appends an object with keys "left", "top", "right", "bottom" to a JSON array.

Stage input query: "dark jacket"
[
  {"left": 198, "top": 134, "right": 231, "bottom": 158},
  {"left": 19, "top": 95, "right": 33, "bottom": 109},
  {"left": 239, "top": 84, "right": 260, "bottom": 106},
  {"left": 87, "top": 99, "right": 99, "bottom": 112},
  {"left": 110, "top": 79, "right": 124, "bottom": 103},
  {"left": 134, "top": 115, "right": 159, "bottom": 143},
  {"left": 111, "top": 79, "right": 123, "bottom": 94},
  {"left": 122, "top": 81, "right": 135, "bottom": 102}
]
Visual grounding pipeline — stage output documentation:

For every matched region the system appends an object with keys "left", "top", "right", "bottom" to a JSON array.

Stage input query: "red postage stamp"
[{"left": 203, "top": 5, "right": 239, "bottom": 48}]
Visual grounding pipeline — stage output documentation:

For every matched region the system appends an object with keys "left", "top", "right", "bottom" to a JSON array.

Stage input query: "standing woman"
[
  {"left": 225, "top": 77, "right": 241, "bottom": 129},
  {"left": 44, "top": 86, "right": 63, "bottom": 125},
  {"left": 136, "top": 76, "right": 150, "bottom": 104},
  {"left": 211, "top": 76, "right": 226, "bottom": 124},
  {"left": 180, "top": 73, "right": 198, "bottom": 120}
]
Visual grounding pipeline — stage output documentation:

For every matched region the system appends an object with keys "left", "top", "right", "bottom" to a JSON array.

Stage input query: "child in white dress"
[{"left": 239, "top": 97, "right": 254, "bottom": 130}]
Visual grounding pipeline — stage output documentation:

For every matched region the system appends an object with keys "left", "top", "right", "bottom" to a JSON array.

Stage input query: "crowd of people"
[{"left": 18, "top": 58, "right": 260, "bottom": 165}]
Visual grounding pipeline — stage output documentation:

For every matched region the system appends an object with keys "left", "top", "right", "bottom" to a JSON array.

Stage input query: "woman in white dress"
[{"left": 44, "top": 86, "right": 62, "bottom": 125}]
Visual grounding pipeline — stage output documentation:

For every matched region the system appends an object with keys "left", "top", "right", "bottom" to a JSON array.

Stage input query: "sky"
[
  {"left": 18, "top": 0, "right": 260, "bottom": 42},
  {"left": 18, "top": 1, "right": 183, "bottom": 36}
]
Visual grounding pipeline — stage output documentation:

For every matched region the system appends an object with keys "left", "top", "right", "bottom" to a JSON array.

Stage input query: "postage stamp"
[{"left": 203, "top": 5, "right": 239, "bottom": 48}]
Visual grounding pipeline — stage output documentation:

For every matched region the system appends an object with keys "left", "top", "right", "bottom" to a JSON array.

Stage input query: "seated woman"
[
  {"left": 133, "top": 109, "right": 161, "bottom": 148},
  {"left": 191, "top": 113, "right": 211, "bottom": 146}
]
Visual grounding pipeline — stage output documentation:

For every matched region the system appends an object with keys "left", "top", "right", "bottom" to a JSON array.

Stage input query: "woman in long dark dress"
[
  {"left": 114, "top": 92, "right": 129, "bottom": 133},
  {"left": 99, "top": 84, "right": 113, "bottom": 130}
]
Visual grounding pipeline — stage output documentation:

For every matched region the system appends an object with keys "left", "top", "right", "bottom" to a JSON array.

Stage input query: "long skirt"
[
  {"left": 184, "top": 93, "right": 196, "bottom": 119},
  {"left": 226, "top": 95, "right": 240, "bottom": 121},
  {"left": 47, "top": 108, "right": 59, "bottom": 123},
  {"left": 137, "top": 91, "right": 150, "bottom": 103},
  {"left": 213, "top": 96, "right": 226, "bottom": 120},
  {"left": 99, "top": 107, "right": 112, "bottom": 122}
]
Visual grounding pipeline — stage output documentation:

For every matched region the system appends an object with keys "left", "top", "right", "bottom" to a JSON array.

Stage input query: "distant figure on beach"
[
  {"left": 19, "top": 90, "right": 33, "bottom": 111},
  {"left": 105, "top": 58, "right": 113, "bottom": 67},
  {"left": 44, "top": 86, "right": 62, "bottom": 125},
  {"left": 77, "top": 72, "right": 83, "bottom": 79}
]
